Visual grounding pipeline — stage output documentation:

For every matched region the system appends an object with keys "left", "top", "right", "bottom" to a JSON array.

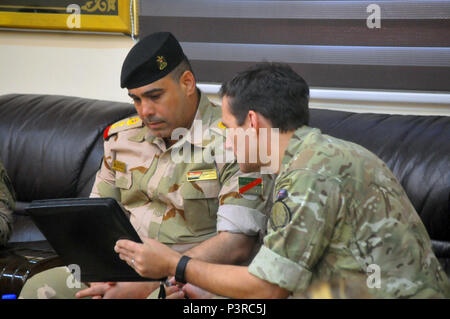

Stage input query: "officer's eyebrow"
[
  {"left": 142, "top": 88, "right": 164, "bottom": 96},
  {"left": 128, "top": 89, "right": 164, "bottom": 99}
]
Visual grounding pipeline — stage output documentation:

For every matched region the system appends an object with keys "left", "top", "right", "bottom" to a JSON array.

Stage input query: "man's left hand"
[
  {"left": 115, "top": 238, "right": 180, "bottom": 279},
  {"left": 75, "top": 281, "right": 160, "bottom": 299}
]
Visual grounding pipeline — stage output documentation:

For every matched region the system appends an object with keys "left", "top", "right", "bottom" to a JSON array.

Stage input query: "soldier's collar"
[{"left": 130, "top": 129, "right": 171, "bottom": 152}]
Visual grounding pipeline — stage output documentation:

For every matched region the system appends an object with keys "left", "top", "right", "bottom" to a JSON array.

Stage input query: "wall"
[
  {"left": 0, "top": 30, "right": 449, "bottom": 116},
  {"left": 0, "top": 30, "right": 135, "bottom": 103}
]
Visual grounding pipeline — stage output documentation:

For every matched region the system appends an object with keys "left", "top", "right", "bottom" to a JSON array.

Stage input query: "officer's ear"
[{"left": 179, "top": 70, "right": 196, "bottom": 97}]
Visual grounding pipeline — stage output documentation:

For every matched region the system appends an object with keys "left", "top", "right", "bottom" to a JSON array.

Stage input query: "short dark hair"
[
  {"left": 170, "top": 57, "right": 195, "bottom": 82},
  {"left": 219, "top": 63, "right": 310, "bottom": 132}
]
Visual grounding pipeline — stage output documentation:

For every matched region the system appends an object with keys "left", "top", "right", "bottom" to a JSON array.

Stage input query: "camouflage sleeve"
[
  {"left": 248, "top": 169, "right": 341, "bottom": 293},
  {"left": 0, "top": 162, "right": 16, "bottom": 246},
  {"left": 89, "top": 138, "right": 121, "bottom": 201},
  {"left": 216, "top": 161, "right": 275, "bottom": 237}
]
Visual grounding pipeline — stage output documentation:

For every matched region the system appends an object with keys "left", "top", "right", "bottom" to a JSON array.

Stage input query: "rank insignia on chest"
[
  {"left": 187, "top": 169, "right": 218, "bottom": 182},
  {"left": 238, "top": 177, "right": 263, "bottom": 195},
  {"left": 112, "top": 160, "right": 127, "bottom": 173}
]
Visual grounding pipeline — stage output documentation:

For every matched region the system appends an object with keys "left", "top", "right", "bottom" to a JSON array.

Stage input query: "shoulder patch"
[{"left": 104, "top": 117, "right": 143, "bottom": 140}]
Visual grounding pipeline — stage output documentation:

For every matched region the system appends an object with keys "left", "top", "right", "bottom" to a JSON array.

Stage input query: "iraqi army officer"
[
  {"left": 115, "top": 63, "right": 449, "bottom": 299},
  {"left": 0, "top": 160, "right": 15, "bottom": 246},
  {"left": 20, "top": 33, "right": 273, "bottom": 299}
]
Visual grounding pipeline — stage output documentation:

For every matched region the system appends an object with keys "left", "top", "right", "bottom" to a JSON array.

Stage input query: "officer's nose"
[{"left": 140, "top": 100, "right": 156, "bottom": 119}]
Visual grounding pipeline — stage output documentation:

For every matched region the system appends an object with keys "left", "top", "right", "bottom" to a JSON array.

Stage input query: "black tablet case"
[{"left": 26, "top": 197, "right": 164, "bottom": 282}]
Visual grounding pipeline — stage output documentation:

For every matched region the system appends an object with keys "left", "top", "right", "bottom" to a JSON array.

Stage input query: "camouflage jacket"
[
  {"left": 91, "top": 92, "right": 274, "bottom": 249},
  {"left": 249, "top": 126, "right": 449, "bottom": 298},
  {"left": 0, "top": 161, "right": 15, "bottom": 246}
]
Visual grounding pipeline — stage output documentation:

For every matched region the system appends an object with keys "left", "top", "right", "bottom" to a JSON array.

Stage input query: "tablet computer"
[{"left": 26, "top": 197, "right": 165, "bottom": 282}]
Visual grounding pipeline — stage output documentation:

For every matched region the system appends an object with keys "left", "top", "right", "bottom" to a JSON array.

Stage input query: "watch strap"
[{"left": 175, "top": 255, "right": 191, "bottom": 284}]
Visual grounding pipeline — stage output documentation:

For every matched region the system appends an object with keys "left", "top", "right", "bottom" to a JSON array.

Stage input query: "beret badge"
[{"left": 156, "top": 56, "right": 168, "bottom": 70}]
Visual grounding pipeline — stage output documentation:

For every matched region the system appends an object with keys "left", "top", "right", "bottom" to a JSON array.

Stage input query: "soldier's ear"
[
  {"left": 179, "top": 70, "right": 196, "bottom": 96},
  {"left": 248, "top": 110, "right": 259, "bottom": 129},
  {"left": 251, "top": 112, "right": 274, "bottom": 137}
]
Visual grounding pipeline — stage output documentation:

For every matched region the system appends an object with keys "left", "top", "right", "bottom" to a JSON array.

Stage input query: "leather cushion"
[
  {"left": 0, "top": 94, "right": 135, "bottom": 201},
  {"left": 310, "top": 109, "right": 450, "bottom": 242}
]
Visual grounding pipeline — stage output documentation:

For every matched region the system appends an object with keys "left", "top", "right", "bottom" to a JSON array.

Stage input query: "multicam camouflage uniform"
[
  {"left": 20, "top": 92, "right": 274, "bottom": 299},
  {"left": 0, "top": 161, "right": 15, "bottom": 246},
  {"left": 249, "top": 126, "right": 450, "bottom": 298}
]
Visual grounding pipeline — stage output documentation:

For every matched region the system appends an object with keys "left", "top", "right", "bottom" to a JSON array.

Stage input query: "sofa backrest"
[
  {"left": 0, "top": 94, "right": 448, "bottom": 248},
  {"left": 0, "top": 94, "right": 136, "bottom": 202},
  {"left": 310, "top": 109, "right": 450, "bottom": 243}
]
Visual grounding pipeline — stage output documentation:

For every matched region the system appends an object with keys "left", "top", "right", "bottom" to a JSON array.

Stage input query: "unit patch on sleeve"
[{"left": 238, "top": 177, "right": 263, "bottom": 195}]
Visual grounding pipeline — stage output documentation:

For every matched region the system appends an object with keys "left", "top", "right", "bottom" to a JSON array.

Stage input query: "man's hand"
[
  {"left": 75, "top": 281, "right": 160, "bottom": 299},
  {"left": 164, "top": 277, "right": 213, "bottom": 299},
  {"left": 165, "top": 285, "right": 185, "bottom": 299},
  {"left": 114, "top": 238, "right": 291, "bottom": 299},
  {"left": 76, "top": 282, "right": 113, "bottom": 299},
  {"left": 182, "top": 284, "right": 215, "bottom": 299},
  {"left": 115, "top": 238, "right": 180, "bottom": 279},
  {"left": 165, "top": 284, "right": 214, "bottom": 299}
]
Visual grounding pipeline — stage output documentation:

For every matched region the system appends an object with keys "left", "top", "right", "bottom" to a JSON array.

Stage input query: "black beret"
[{"left": 120, "top": 32, "right": 186, "bottom": 89}]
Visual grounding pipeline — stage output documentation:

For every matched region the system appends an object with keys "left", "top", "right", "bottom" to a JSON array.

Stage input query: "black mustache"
[{"left": 143, "top": 117, "right": 165, "bottom": 124}]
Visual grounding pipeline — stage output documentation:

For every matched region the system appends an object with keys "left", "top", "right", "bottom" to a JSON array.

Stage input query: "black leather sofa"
[
  {"left": 0, "top": 93, "right": 448, "bottom": 296},
  {"left": 0, "top": 94, "right": 136, "bottom": 295}
]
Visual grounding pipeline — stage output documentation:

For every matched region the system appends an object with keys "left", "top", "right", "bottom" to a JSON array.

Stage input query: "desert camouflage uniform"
[
  {"left": 249, "top": 126, "right": 449, "bottom": 298},
  {"left": 20, "top": 92, "right": 274, "bottom": 299},
  {"left": 0, "top": 161, "right": 15, "bottom": 246}
]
